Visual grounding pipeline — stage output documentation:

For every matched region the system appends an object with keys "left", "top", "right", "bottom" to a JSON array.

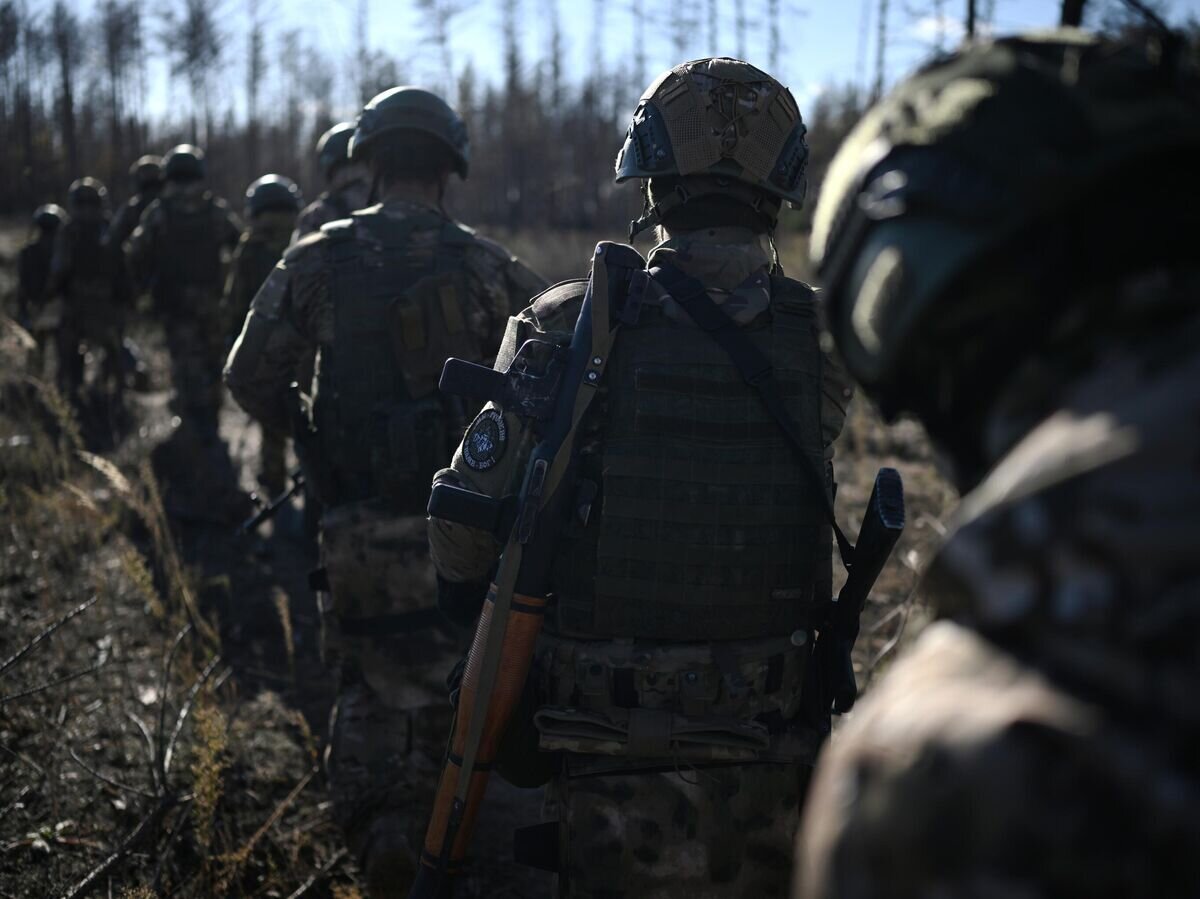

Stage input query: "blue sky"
[{"left": 60, "top": 0, "right": 1200, "bottom": 121}]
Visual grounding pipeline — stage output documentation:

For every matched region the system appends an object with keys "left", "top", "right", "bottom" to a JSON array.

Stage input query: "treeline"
[{"left": 1, "top": 0, "right": 887, "bottom": 232}]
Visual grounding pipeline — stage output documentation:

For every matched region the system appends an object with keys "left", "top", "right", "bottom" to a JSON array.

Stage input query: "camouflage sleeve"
[
  {"left": 224, "top": 235, "right": 325, "bottom": 433},
  {"left": 428, "top": 286, "right": 582, "bottom": 583},
  {"left": 221, "top": 237, "right": 250, "bottom": 342},
  {"left": 215, "top": 198, "right": 243, "bottom": 250},
  {"left": 463, "top": 236, "right": 549, "bottom": 353}
]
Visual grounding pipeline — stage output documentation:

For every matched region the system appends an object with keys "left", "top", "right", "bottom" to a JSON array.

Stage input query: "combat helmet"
[
  {"left": 162, "top": 144, "right": 206, "bottom": 182},
  {"left": 812, "top": 29, "right": 1200, "bottom": 469},
  {"left": 316, "top": 123, "right": 356, "bottom": 181},
  {"left": 245, "top": 174, "right": 304, "bottom": 218},
  {"left": 32, "top": 204, "right": 67, "bottom": 233},
  {"left": 615, "top": 58, "right": 809, "bottom": 238},
  {"left": 67, "top": 177, "right": 108, "bottom": 213},
  {"left": 349, "top": 86, "right": 470, "bottom": 178},
  {"left": 130, "top": 155, "right": 164, "bottom": 191}
]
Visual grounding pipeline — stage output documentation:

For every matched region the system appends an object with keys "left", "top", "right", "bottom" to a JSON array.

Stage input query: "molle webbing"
[
  {"left": 552, "top": 278, "right": 830, "bottom": 641},
  {"left": 314, "top": 210, "right": 475, "bottom": 508},
  {"left": 161, "top": 197, "right": 223, "bottom": 291}
]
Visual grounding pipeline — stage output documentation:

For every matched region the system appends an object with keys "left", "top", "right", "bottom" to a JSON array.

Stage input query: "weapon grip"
[{"left": 440, "top": 357, "right": 505, "bottom": 402}]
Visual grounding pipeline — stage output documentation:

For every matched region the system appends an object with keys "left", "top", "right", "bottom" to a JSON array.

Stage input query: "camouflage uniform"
[
  {"left": 16, "top": 208, "right": 64, "bottom": 363},
  {"left": 49, "top": 181, "right": 130, "bottom": 401},
  {"left": 127, "top": 179, "right": 241, "bottom": 434},
  {"left": 110, "top": 155, "right": 164, "bottom": 250},
  {"left": 795, "top": 32, "right": 1200, "bottom": 899},
  {"left": 291, "top": 168, "right": 370, "bottom": 245},
  {"left": 224, "top": 195, "right": 545, "bottom": 890},
  {"left": 223, "top": 208, "right": 298, "bottom": 494},
  {"left": 431, "top": 223, "right": 851, "bottom": 897}
]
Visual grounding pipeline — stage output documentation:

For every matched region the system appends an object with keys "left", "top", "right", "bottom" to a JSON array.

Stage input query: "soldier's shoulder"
[
  {"left": 522, "top": 279, "right": 588, "bottom": 333},
  {"left": 280, "top": 228, "right": 334, "bottom": 273},
  {"left": 138, "top": 198, "right": 165, "bottom": 225}
]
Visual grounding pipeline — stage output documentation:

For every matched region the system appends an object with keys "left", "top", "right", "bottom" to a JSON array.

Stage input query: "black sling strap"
[{"left": 649, "top": 260, "right": 855, "bottom": 570}]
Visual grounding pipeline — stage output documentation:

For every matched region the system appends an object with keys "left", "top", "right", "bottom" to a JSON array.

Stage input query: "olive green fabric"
[
  {"left": 551, "top": 276, "right": 830, "bottom": 641},
  {"left": 312, "top": 208, "right": 480, "bottom": 510}
]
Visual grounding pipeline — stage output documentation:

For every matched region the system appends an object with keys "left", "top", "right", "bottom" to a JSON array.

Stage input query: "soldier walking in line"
[
  {"left": 127, "top": 144, "right": 241, "bottom": 439},
  {"left": 425, "top": 58, "right": 853, "bottom": 898},
  {"left": 222, "top": 174, "right": 304, "bottom": 497},
  {"left": 48, "top": 178, "right": 130, "bottom": 405},
  {"left": 795, "top": 30, "right": 1200, "bottom": 899},
  {"left": 224, "top": 86, "right": 545, "bottom": 897},
  {"left": 16, "top": 204, "right": 67, "bottom": 371},
  {"left": 292, "top": 122, "right": 370, "bottom": 244},
  {"left": 110, "top": 155, "right": 164, "bottom": 251}
]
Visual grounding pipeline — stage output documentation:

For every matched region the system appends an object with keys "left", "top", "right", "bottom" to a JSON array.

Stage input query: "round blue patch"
[{"left": 463, "top": 408, "right": 507, "bottom": 472}]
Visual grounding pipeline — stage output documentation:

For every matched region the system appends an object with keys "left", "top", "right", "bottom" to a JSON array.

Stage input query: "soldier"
[
  {"left": 127, "top": 144, "right": 241, "bottom": 437},
  {"left": 48, "top": 178, "right": 130, "bottom": 403},
  {"left": 291, "top": 122, "right": 370, "bottom": 244},
  {"left": 222, "top": 174, "right": 304, "bottom": 496},
  {"left": 794, "top": 31, "right": 1200, "bottom": 899},
  {"left": 224, "top": 86, "right": 545, "bottom": 896},
  {"left": 16, "top": 204, "right": 67, "bottom": 367},
  {"left": 109, "top": 154, "right": 164, "bottom": 250},
  {"left": 426, "top": 58, "right": 852, "bottom": 898}
]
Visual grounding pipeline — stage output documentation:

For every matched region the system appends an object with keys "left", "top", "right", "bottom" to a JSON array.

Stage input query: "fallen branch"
[
  {"left": 162, "top": 655, "right": 225, "bottom": 777},
  {"left": 0, "top": 596, "right": 99, "bottom": 679},
  {"left": 284, "top": 847, "right": 349, "bottom": 899},
  {"left": 0, "top": 659, "right": 109, "bottom": 706},
  {"left": 55, "top": 797, "right": 177, "bottom": 899},
  {"left": 67, "top": 747, "right": 156, "bottom": 800}
]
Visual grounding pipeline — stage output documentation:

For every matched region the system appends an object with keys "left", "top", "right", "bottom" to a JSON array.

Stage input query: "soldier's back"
[{"left": 797, "top": 303, "right": 1200, "bottom": 899}]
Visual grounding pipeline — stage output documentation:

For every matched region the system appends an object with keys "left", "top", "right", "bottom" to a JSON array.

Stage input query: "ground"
[{"left": 0, "top": 220, "right": 955, "bottom": 898}]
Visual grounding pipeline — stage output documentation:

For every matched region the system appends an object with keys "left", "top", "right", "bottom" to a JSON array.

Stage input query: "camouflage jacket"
[
  {"left": 222, "top": 210, "right": 297, "bottom": 341},
  {"left": 291, "top": 174, "right": 370, "bottom": 245},
  {"left": 109, "top": 189, "right": 160, "bottom": 251},
  {"left": 125, "top": 182, "right": 242, "bottom": 299},
  {"left": 17, "top": 236, "right": 56, "bottom": 324},
  {"left": 428, "top": 227, "right": 854, "bottom": 585},
  {"left": 797, "top": 305, "right": 1200, "bottom": 898},
  {"left": 48, "top": 216, "right": 131, "bottom": 318},
  {"left": 224, "top": 197, "right": 547, "bottom": 437}
]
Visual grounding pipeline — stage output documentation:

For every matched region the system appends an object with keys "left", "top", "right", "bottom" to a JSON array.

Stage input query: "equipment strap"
[{"left": 648, "top": 260, "right": 854, "bottom": 570}]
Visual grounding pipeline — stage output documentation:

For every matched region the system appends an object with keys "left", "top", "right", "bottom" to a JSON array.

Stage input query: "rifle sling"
[
  {"left": 451, "top": 251, "right": 622, "bottom": 814},
  {"left": 649, "top": 261, "right": 855, "bottom": 570}
]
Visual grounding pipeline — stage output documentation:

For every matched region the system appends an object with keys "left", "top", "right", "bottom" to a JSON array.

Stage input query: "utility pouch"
[
  {"left": 534, "top": 706, "right": 770, "bottom": 761},
  {"left": 390, "top": 272, "right": 480, "bottom": 399},
  {"left": 370, "top": 397, "right": 446, "bottom": 511}
]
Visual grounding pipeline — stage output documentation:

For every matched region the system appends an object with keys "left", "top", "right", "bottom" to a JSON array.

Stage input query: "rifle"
[
  {"left": 239, "top": 466, "right": 305, "bottom": 534},
  {"left": 816, "top": 467, "right": 906, "bottom": 715},
  {"left": 410, "top": 243, "right": 637, "bottom": 898}
]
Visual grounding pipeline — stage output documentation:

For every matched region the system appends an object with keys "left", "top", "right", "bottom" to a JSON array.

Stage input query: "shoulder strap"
[{"left": 648, "top": 259, "right": 855, "bottom": 570}]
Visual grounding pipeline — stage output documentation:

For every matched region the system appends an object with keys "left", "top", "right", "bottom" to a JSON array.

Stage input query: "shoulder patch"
[
  {"left": 462, "top": 408, "right": 508, "bottom": 472},
  {"left": 319, "top": 217, "right": 356, "bottom": 240}
]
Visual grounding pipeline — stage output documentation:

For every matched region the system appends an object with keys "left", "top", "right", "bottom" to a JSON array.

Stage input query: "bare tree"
[
  {"left": 735, "top": 0, "right": 748, "bottom": 58},
  {"left": 97, "top": 1, "right": 141, "bottom": 180},
  {"left": 49, "top": 0, "right": 80, "bottom": 176},
  {"left": 416, "top": 0, "right": 472, "bottom": 94},
  {"left": 245, "top": 0, "right": 266, "bottom": 177},
  {"left": 163, "top": 0, "right": 223, "bottom": 143},
  {"left": 873, "top": 0, "right": 889, "bottom": 99}
]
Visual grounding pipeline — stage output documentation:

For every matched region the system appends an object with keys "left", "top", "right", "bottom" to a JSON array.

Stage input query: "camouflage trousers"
[
  {"left": 554, "top": 759, "right": 808, "bottom": 898},
  {"left": 794, "top": 621, "right": 1200, "bottom": 899},
  {"left": 164, "top": 317, "right": 224, "bottom": 434}
]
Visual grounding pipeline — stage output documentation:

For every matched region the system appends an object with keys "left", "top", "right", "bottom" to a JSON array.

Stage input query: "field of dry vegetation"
[{"left": 0, "top": 221, "right": 954, "bottom": 898}]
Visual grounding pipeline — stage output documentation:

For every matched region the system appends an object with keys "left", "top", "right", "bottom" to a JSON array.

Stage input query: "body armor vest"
[
  {"left": 550, "top": 274, "right": 831, "bottom": 642},
  {"left": 160, "top": 195, "right": 223, "bottom": 297},
  {"left": 313, "top": 208, "right": 482, "bottom": 511},
  {"left": 65, "top": 221, "right": 119, "bottom": 304}
]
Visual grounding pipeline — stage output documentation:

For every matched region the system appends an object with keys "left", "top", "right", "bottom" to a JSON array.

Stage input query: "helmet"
[
  {"left": 245, "top": 174, "right": 304, "bottom": 217},
  {"left": 67, "top": 177, "right": 108, "bottom": 213},
  {"left": 130, "top": 154, "right": 163, "bottom": 190},
  {"left": 349, "top": 86, "right": 469, "bottom": 178},
  {"left": 32, "top": 204, "right": 67, "bottom": 233},
  {"left": 163, "top": 144, "right": 206, "bottom": 181},
  {"left": 316, "top": 122, "right": 355, "bottom": 180},
  {"left": 813, "top": 31, "right": 1200, "bottom": 428},
  {"left": 615, "top": 58, "right": 809, "bottom": 236}
]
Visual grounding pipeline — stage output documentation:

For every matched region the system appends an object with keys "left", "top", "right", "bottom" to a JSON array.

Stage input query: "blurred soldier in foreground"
[
  {"left": 292, "top": 122, "right": 369, "bottom": 243},
  {"left": 223, "top": 174, "right": 304, "bottom": 496},
  {"left": 424, "top": 58, "right": 852, "bottom": 898},
  {"left": 128, "top": 144, "right": 241, "bottom": 438},
  {"left": 48, "top": 178, "right": 130, "bottom": 403},
  {"left": 16, "top": 204, "right": 67, "bottom": 367},
  {"left": 225, "top": 86, "right": 545, "bottom": 896},
  {"left": 796, "top": 31, "right": 1200, "bottom": 899},
  {"left": 110, "top": 155, "right": 164, "bottom": 250}
]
